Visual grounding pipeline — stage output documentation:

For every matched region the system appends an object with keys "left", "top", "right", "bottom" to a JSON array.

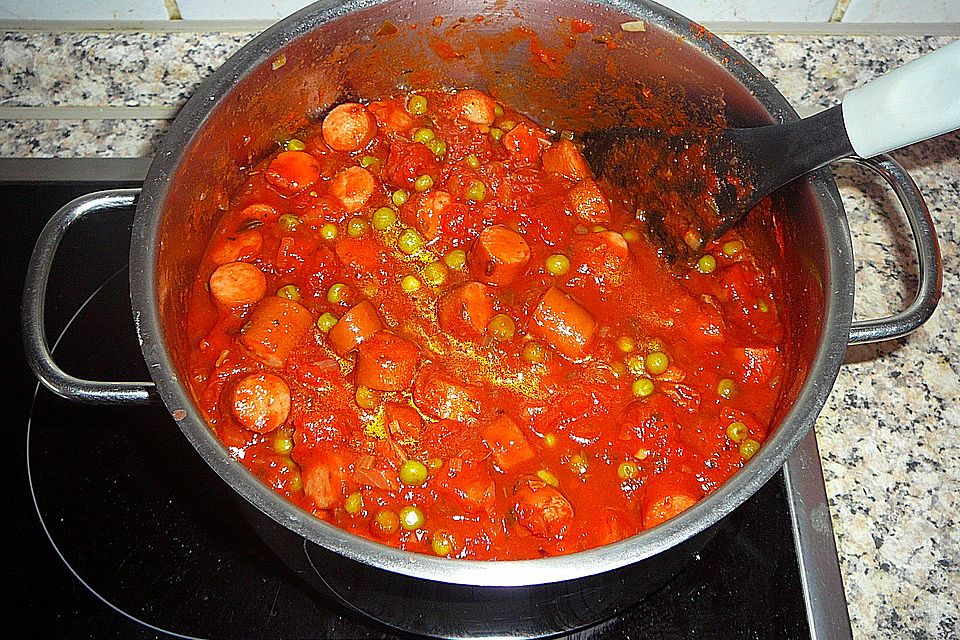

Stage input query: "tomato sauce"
[{"left": 184, "top": 88, "right": 785, "bottom": 560}]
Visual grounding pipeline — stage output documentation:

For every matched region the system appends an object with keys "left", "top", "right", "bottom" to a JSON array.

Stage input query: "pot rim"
[{"left": 130, "top": 0, "right": 855, "bottom": 587}]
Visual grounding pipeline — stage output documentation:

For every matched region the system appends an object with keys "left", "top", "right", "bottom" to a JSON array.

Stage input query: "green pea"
[
  {"left": 426, "top": 138, "right": 447, "bottom": 157},
  {"left": 739, "top": 438, "right": 761, "bottom": 460},
  {"left": 412, "top": 127, "right": 436, "bottom": 144},
  {"left": 494, "top": 104, "right": 504, "bottom": 118},
  {"left": 414, "top": 174, "right": 434, "bottom": 192},
  {"left": 569, "top": 453, "right": 588, "bottom": 476},
  {"left": 618, "top": 461, "right": 639, "bottom": 479},
  {"left": 717, "top": 378, "right": 738, "bottom": 399},
  {"left": 522, "top": 341, "right": 547, "bottom": 364},
  {"left": 465, "top": 154, "right": 480, "bottom": 169},
  {"left": 500, "top": 120, "right": 516, "bottom": 132},
  {"left": 727, "top": 421, "right": 749, "bottom": 443},
  {"left": 276, "top": 284, "right": 301, "bottom": 301},
  {"left": 632, "top": 378, "right": 655, "bottom": 397},
  {"left": 372, "top": 206, "right": 397, "bottom": 231},
  {"left": 392, "top": 189, "right": 409, "bottom": 207},
  {"left": 399, "top": 505, "right": 425, "bottom": 531},
  {"left": 288, "top": 472, "right": 302, "bottom": 492},
  {"left": 645, "top": 351, "right": 669, "bottom": 375},
  {"left": 273, "top": 432, "right": 294, "bottom": 455},
  {"left": 316, "top": 312, "right": 338, "bottom": 333},
  {"left": 444, "top": 249, "right": 466, "bottom": 270},
  {"left": 344, "top": 492, "right": 363, "bottom": 514},
  {"left": 625, "top": 354, "right": 645, "bottom": 375},
  {"left": 431, "top": 530, "right": 454, "bottom": 556},
  {"left": 347, "top": 217, "right": 368, "bottom": 237},
  {"left": 543, "top": 433, "right": 557, "bottom": 448},
  {"left": 622, "top": 229, "right": 640, "bottom": 242},
  {"left": 487, "top": 314, "right": 516, "bottom": 340},
  {"left": 355, "top": 386, "right": 378, "bottom": 409},
  {"left": 278, "top": 213, "right": 301, "bottom": 232},
  {"left": 465, "top": 180, "right": 486, "bottom": 202},
  {"left": 407, "top": 94, "right": 428, "bottom": 115},
  {"left": 401, "top": 274, "right": 421, "bottom": 292},
  {"left": 359, "top": 155, "right": 380, "bottom": 168},
  {"left": 327, "top": 283, "right": 348, "bottom": 303},
  {"left": 285, "top": 138, "right": 306, "bottom": 151},
  {"left": 422, "top": 261, "right": 447, "bottom": 286},
  {"left": 723, "top": 240, "right": 744, "bottom": 256},
  {"left": 319, "top": 223, "right": 338, "bottom": 240},
  {"left": 545, "top": 254, "right": 570, "bottom": 276},
  {"left": 617, "top": 336, "right": 636, "bottom": 353},
  {"left": 398, "top": 228, "right": 423, "bottom": 254},
  {"left": 536, "top": 469, "right": 559, "bottom": 488},
  {"left": 489, "top": 127, "right": 503, "bottom": 141},
  {"left": 400, "top": 460, "right": 429, "bottom": 486},
  {"left": 374, "top": 509, "right": 399, "bottom": 535},
  {"left": 697, "top": 254, "right": 717, "bottom": 274}
]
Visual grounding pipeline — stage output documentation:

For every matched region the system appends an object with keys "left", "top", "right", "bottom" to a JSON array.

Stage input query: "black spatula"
[{"left": 580, "top": 40, "right": 960, "bottom": 265}]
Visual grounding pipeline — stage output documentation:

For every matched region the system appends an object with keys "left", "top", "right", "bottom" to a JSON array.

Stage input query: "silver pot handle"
[
  {"left": 22, "top": 188, "right": 157, "bottom": 405},
  {"left": 844, "top": 154, "right": 943, "bottom": 346}
]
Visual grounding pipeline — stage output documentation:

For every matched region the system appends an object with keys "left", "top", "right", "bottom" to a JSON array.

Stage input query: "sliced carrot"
[
  {"left": 481, "top": 416, "right": 535, "bottom": 471},
  {"left": 239, "top": 296, "right": 314, "bottom": 367},
  {"left": 529, "top": 286, "right": 597, "bottom": 359},
  {"left": 436, "top": 281, "right": 496, "bottom": 341},
  {"left": 321, "top": 102, "right": 377, "bottom": 152},
  {"left": 541, "top": 139, "right": 592, "bottom": 181},
  {"left": 512, "top": 475, "right": 574, "bottom": 538},
  {"left": 209, "top": 261, "right": 267, "bottom": 308},
  {"left": 355, "top": 331, "right": 421, "bottom": 391},
  {"left": 329, "top": 166, "right": 376, "bottom": 212},
  {"left": 567, "top": 178, "right": 610, "bottom": 224},
  {"left": 265, "top": 151, "right": 321, "bottom": 196},
  {"left": 327, "top": 300, "right": 383, "bottom": 356},
  {"left": 230, "top": 371, "right": 291, "bottom": 433},
  {"left": 469, "top": 225, "right": 531, "bottom": 286}
]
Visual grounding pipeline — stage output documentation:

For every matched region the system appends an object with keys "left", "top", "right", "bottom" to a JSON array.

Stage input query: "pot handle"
[
  {"left": 22, "top": 188, "right": 157, "bottom": 405},
  {"left": 845, "top": 154, "right": 943, "bottom": 346}
]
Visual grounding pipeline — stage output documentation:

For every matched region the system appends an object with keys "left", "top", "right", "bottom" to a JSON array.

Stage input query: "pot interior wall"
[{"left": 153, "top": 0, "right": 827, "bottom": 538}]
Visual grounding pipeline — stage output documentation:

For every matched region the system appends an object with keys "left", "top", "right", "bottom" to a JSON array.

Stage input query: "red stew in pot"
[{"left": 185, "top": 89, "right": 785, "bottom": 560}]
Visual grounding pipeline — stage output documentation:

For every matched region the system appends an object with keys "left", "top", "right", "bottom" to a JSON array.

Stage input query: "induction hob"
[{"left": 4, "top": 158, "right": 852, "bottom": 640}]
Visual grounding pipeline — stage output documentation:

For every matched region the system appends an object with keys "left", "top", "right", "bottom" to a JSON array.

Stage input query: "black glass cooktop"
[{"left": 5, "top": 164, "right": 851, "bottom": 639}]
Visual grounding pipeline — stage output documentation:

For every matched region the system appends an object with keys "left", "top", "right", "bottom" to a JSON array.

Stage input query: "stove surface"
[{"left": 5, "top": 163, "right": 851, "bottom": 639}]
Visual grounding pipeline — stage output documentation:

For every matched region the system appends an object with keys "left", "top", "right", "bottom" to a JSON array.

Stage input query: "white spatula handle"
[{"left": 842, "top": 40, "right": 960, "bottom": 158}]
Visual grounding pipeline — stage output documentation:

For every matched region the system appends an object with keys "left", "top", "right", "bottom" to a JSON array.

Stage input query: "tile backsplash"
[{"left": 0, "top": 0, "right": 956, "bottom": 22}]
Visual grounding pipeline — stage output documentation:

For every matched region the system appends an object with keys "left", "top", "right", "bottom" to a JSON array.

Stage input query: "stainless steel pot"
[{"left": 23, "top": 0, "right": 942, "bottom": 635}]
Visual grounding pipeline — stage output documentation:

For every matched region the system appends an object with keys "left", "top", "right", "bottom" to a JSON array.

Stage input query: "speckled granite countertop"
[{"left": 3, "top": 27, "right": 957, "bottom": 640}]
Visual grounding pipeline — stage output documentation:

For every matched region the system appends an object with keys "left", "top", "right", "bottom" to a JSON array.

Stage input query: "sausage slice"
[
  {"left": 529, "top": 286, "right": 597, "bottom": 359},
  {"left": 230, "top": 371, "right": 291, "bottom": 433},
  {"left": 469, "top": 225, "right": 531, "bottom": 286}
]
